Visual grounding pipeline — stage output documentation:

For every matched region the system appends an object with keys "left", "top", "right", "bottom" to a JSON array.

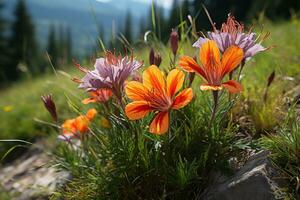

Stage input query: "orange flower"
[
  {"left": 61, "top": 109, "right": 97, "bottom": 138},
  {"left": 125, "top": 65, "right": 193, "bottom": 134},
  {"left": 179, "top": 40, "right": 244, "bottom": 93},
  {"left": 82, "top": 89, "right": 113, "bottom": 104}
]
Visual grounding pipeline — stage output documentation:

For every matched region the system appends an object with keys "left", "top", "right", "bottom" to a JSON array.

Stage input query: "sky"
[{"left": 95, "top": 0, "right": 174, "bottom": 8}]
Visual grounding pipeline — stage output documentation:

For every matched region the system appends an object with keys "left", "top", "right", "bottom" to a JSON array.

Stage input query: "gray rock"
[
  {"left": 204, "top": 151, "right": 286, "bottom": 200},
  {"left": 0, "top": 142, "right": 71, "bottom": 200}
]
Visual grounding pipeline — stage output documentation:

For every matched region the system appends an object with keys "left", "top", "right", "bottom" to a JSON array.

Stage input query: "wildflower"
[
  {"left": 193, "top": 14, "right": 267, "bottom": 61},
  {"left": 125, "top": 65, "right": 193, "bottom": 134},
  {"left": 82, "top": 89, "right": 113, "bottom": 104},
  {"left": 3, "top": 105, "right": 13, "bottom": 112},
  {"left": 149, "top": 48, "right": 162, "bottom": 67},
  {"left": 100, "top": 117, "right": 111, "bottom": 128},
  {"left": 86, "top": 108, "right": 97, "bottom": 120},
  {"left": 180, "top": 40, "right": 244, "bottom": 93},
  {"left": 60, "top": 109, "right": 97, "bottom": 140},
  {"left": 78, "top": 52, "right": 143, "bottom": 101},
  {"left": 170, "top": 29, "right": 179, "bottom": 56},
  {"left": 41, "top": 94, "right": 57, "bottom": 122}
]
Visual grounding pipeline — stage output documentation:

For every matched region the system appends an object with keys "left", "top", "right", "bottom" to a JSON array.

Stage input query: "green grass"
[
  {"left": 0, "top": 68, "right": 84, "bottom": 161},
  {"left": 260, "top": 108, "right": 300, "bottom": 198}
]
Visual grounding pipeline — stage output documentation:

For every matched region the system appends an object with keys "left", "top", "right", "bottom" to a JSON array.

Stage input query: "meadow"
[{"left": 0, "top": 18, "right": 300, "bottom": 199}]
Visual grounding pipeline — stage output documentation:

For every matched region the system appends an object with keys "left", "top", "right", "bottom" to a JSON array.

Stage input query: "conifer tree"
[
  {"left": 66, "top": 26, "right": 72, "bottom": 62},
  {"left": 168, "top": 0, "right": 180, "bottom": 32},
  {"left": 138, "top": 17, "right": 146, "bottom": 38},
  {"left": 47, "top": 25, "right": 58, "bottom": 67},
  {"left": 9, "top": 0, "right": 38, "bottom": 78},
  {"left": 0, "top": 0, "right": 9, "bottom": 83},
  {"left": 123, "top": 11, "right": 133, "bottom": 43}
]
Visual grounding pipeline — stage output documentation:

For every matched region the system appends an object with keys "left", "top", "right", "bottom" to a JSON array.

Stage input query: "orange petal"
[
  {"left": 125, "top": 81, "right": 149, "bottom": 101},
  {"left": 200, "top": 40, "right": 221, "bottom": 67},
  {"left": 62, "top": 119, "right": 76, "bottom": 134},
  {"left": 125, "top": 101, "right": 153, "bottom": 120},
  {"left": 86, "top": 108, "right": 97, "bottom": 120},
  {"left": 149, "top": 111, "right": 169, "bottom": 135},
  {"left": 82, "top": 97, "right": 97, "bottom": 104},
  {"left": 221, "top": 45, "right": 244, "bottom": 76},
  {"left": 167, "top": 69, "right": 185, "bottom": 97},
  {"left": 74, "top": 116, "right": 89, "bottom": 133},
  {"left": 222, "top": 80, "right": 243, "bottom": 94},
  {"left": 200, "top": 84, "right": 222, "bottom": 91},
  {"left": 179, "top": 56, "right": 206, "bottom": 78},
  {"left": 143, "top": 65, "right": 166, "bottom": 93},
  {"left": 172, "top": 88, "right": 193, "bottom": 110}
]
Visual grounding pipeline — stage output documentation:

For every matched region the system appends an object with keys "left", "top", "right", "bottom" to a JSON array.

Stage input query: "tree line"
[
  {"left": 1, "top": 0, "right": 299, "bottom": 84},
  {"left": 107, "top": 0, "right": 300, "bottom": 49},
  {"left": 0, "top": 0, "right": 72, "bottom": 85}
]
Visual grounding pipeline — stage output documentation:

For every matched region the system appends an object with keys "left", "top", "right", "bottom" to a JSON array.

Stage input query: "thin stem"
[
  {"left": 208, "top": 91, "right": 219, "bottom": 129},
  {"left": 237, "top": 60, "right": 246, "bottom": 82}
]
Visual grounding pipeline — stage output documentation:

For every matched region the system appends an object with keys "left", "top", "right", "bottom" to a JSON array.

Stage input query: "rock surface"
[
  {"left": 204, "top": 151, "right": 286, "bottom": 200},
  {"left": 0, "top": 142, "right": 70, "bottom": 200}
]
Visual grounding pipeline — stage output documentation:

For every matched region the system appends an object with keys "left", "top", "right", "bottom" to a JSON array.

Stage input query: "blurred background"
[
  {"left": 0, "top": 0, "right": 299, "bottom": 84},
  {"left": 0, "top": 0, "right": 299, "bottom": 160}
]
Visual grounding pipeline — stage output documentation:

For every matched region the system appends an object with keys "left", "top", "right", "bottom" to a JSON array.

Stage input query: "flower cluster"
[{"left": 41, "top": 14, "right": 267, "bottom": 138}]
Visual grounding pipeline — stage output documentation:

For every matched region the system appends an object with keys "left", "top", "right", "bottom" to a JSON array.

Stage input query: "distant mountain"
[{"left": 3, "top": 0, "right": 151, "bottom": 56}]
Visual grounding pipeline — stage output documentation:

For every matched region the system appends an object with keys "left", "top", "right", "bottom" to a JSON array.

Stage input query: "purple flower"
[
  {"left": 193, "top": 15, "right": 267, "bottom": 61},
  {"left": 79, "top": 52, "right": 143, "bottom": 99}
]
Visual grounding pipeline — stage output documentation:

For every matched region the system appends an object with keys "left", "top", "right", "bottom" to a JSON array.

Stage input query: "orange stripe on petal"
[
  {"left": 222, "top": 80, "right": 243, "bottom": 94},
  {"left": 200, "top": 84, "right": 222, "bottom": 91},
  {"left": 125, "top": 81, "right": 149, "bottom": 101},
  {"left": 172, "top": 88, "right": 193, "bottom": 110},
  {"left": 143, "top": 65, "right": 166, "bottom": 92},
  {"left": 125, "top": 101, "right": 152, "bottom": 120},
  {"left": 200, "top": 40, "right": 221, "bottom": 67},
  {"left": 167, "top": 69, "right": 184, "bottom": 97},
  {"left": 149, "top": 111, "right": 169, "bottom": 135},
  {"left": 221, "top": 45, "right": 244, "bottom": 77},
  {"left": 179, "top": 56, "right": 206, "bottom": 78}
]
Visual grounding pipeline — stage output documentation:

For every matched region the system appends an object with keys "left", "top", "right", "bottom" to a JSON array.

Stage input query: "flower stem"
[{"left": 208, "top": 91, "right": 219, "bottom": 129}]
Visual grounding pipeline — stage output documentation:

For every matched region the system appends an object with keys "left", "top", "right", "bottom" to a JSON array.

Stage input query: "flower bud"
[
  {"left": 149, "top": 48, "right": 162, "bottom": 67},
  {"left": 149, "top": 48, "right": 155, "bottom": 65},
  {"left": 170, "top": 29, "right": 179, "bottom": 56},
  {"left": 41, "top": 94, "right": 58, "bottom": 122},
  {"left": 267, "top": 70, "right": 275, "bottom": 87}
]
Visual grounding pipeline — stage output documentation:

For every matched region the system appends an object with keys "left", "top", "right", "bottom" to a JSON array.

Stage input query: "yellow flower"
[
  {"left": 3, "top": 105, "right": 13, "bottom": 112},
  {"left": 100, "top": 117, "right": 111, "bottom": 128}
]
